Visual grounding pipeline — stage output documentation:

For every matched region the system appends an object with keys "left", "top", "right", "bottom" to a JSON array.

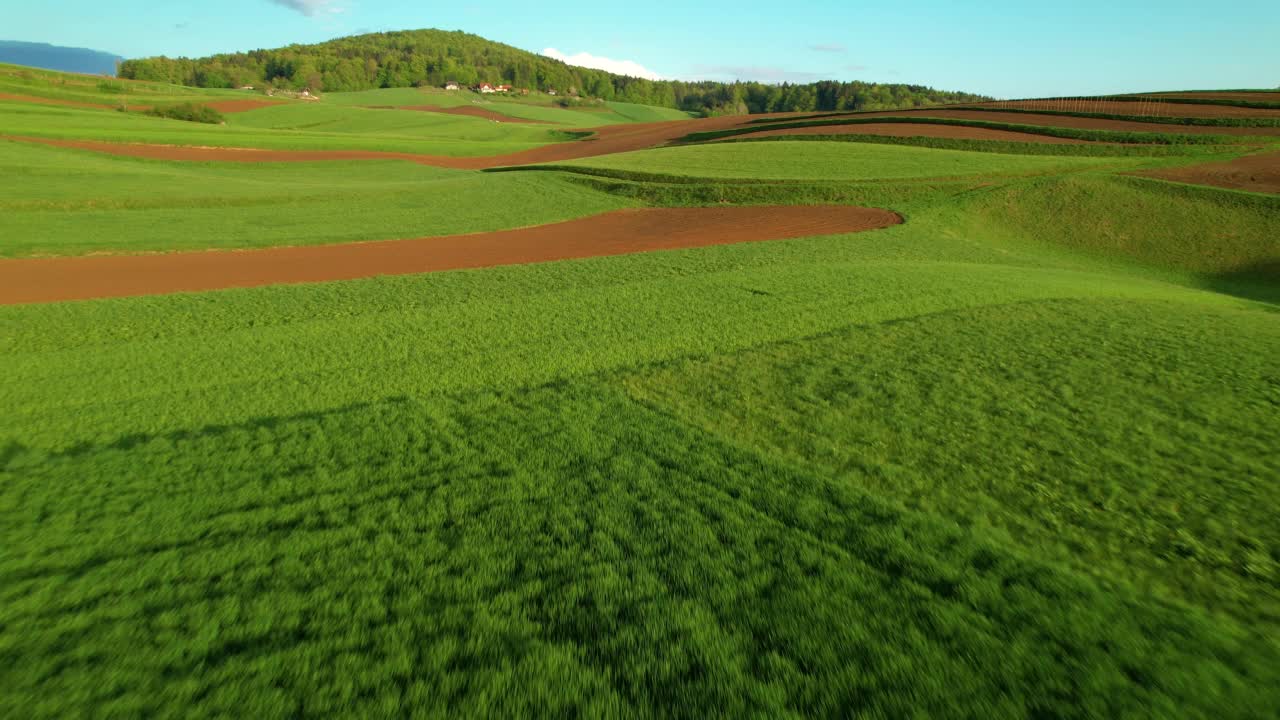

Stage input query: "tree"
[{"left": 119, "top": 29, "right": 990, "bottom": 115}]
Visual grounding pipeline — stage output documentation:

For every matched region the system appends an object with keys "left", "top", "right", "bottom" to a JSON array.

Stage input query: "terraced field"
[{"left": 1, "top": 69, "right": 1278, "bottom": 718}]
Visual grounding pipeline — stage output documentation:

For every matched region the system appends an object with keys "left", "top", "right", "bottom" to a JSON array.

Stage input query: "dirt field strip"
[
  {"left": 4, "top": 114, "right": 765, "bottom": 169},
  {"left": 0, "top": 94, "right": 281, "bottom": 114},
  {"left": 201, "top": 99, "right": 287, "bottom": 113},
  {"left": 727, "top": 122, "right": 1096, "bottom": 144},
  {"left": 973, "top": 100, "right": 1280, "bottom": 118},
  {"left": 0, "top": 206, "right": 900, "bottom": 304},
  {"left": 0, "top": 92, "right": 111, "bottom": 109},
  {"left": 1140, "top": 92, "right": 1280, "bottom": 104},
  {"left": 1138, "top": 151, "right": 1280, "bottom": 194},
  {"left": 397, "top": 104, "right": 551, "bottom": 123}
]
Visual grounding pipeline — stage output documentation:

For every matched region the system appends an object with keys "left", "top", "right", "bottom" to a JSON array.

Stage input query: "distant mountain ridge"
[
  {"left": 0, "top": 40, "right": 121, "bottom": 76},
  {"left": 118, "top": 29, "right": 989, "bottom": 116}
]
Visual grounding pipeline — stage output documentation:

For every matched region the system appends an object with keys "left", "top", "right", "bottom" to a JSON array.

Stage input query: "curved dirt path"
[
  {"left": 397, "top": 104, "right": 550, "bottom": 123},
  {"left": 5, "top": 114, "right": 763, "bottom": 169},
  {"left": 0, "top": 205, "right": 900, "bottom": 304},
  {"left": 1139, "top": 151, "right": 1280, "bottom": 194},
  {"left": 969, "top": 99, "right": 1280, "bottom": 118},
  {"left": 726, "top": 122, "right": 1094, "bottom": 144}
]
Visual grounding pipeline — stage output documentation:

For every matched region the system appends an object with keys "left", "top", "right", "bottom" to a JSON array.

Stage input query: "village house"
[
  {"left": 476, "top": 83, "right": 497, "bottom": 93},
  {"left": 444, "top": 81, "right": 460, "bottom": 91}
]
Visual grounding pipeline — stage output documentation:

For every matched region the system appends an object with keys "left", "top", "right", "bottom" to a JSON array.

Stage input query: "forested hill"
[{"left": 118, "top": 29, "right": 989, "bottom": 115}]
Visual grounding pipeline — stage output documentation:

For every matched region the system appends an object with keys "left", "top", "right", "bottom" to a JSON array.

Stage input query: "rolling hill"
[
  {"left": 117, "top": 29, "right": 990, "bottom": 115},
  {"left": 0, "top": 40, "right": 120, "bottom": 76}
]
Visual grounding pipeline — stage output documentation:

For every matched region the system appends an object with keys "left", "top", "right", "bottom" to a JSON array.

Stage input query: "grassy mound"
[{"left": 952, "top": 173, "right": 1280, "bottom": 283}]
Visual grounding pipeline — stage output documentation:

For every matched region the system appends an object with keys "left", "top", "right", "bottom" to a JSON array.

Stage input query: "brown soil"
[
  {"left": 1142, "top": 92, "right": 1280, "bottom": 104},
  {"left": 202, "top": 99, "right": 285, "bottom": 113},
  {"left": 4, "top": 114, "right": 765, "bottom": 169},
  {"left": 1139, "top": 152, "right": 1280, "bottom": 194},
  {"left": 0, "top": 93, "right": 279, "bottom": 114},
  {"left": 0, "top": 93, "right": 113, "bottom": 109},
  {"left": 775, "top": 109, "right": 1280, "bottom": 137},
  {"left": 0, "top": 205, "right": 900, "bottom": 305},
  {"left": 6, "top": 135, "right": 460, "bottom": 165},
  {"left": 970, "top": 99, "right": 1280, "bottom": 118},
  {"left": 734, "top": 122, "right": 1092, "bottom": 144},
  {"left": 398, "top": 104, "right": 550, "bottom": 123}
]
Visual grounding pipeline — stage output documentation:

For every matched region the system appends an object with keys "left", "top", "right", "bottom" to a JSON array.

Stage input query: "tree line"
[{"left": 119, "top": 29, "right": 988, "bottom": 115}]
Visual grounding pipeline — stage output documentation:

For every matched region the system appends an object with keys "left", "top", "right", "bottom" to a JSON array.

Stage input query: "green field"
[
  {"left": 0, "top": 62, "right": 250, "bottom": 106},
  {"left": 323, "top": 87, "right": 693, "bottom": 126},
  {"left": 1, "top": 68, "right": 1278, "bottom": 718},
  {"left": 552, "top": 141, "right": 1154, "bottom": 180},
  {"left": 0, "top": 101, "right": 586, "bottom": 156},
  {"left": 0, "top": 139, "right": 633, "bottom": 257}
]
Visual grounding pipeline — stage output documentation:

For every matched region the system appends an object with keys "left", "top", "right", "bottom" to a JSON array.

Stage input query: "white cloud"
[
  {"left": 810, "top": 43, "right": 847, "bottom": 53},
  {"left": 268, "top": 0, "right": 342, "bottom": 17},
  {"left": 541, "top": 48, "right": 663, "bottom": 80}
]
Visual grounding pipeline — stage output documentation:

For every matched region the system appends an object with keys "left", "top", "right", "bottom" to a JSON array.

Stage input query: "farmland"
[{"left": 1, "top": 61, "right": 1278, "bottom": 718}]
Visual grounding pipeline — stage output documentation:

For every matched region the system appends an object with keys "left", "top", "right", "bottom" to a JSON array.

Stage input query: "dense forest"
[{"left": 119, "top": 29, "right": 988, "bottom": 115}]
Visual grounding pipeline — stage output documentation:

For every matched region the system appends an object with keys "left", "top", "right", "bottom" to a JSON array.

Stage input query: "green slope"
[
  {"left": 2, "top": 104, "right": 1278, "bottom": 718},
  {"left": 0, "top": 102, "right": 569, "bottom": 155}
]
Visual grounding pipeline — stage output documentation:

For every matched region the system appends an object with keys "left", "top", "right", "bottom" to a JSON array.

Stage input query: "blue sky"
[{"left": 6, "top": 0, "right": 1278, "bottom": 97}]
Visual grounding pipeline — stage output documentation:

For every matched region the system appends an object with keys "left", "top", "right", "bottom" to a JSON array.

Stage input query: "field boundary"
[{"left": 0, "top": 205, "right": 902, "bottom": 304}]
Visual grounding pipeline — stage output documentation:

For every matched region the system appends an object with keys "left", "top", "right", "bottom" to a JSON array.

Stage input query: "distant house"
[
  {"left": 496, "top": 84, "right": 512, "bottom": 93},
  {"left": 476, "top": 83, "right": 497, "bottom": 93},
  {"left": 547, "top": 89, "right": 557, "bottom": 96},
  {"left": 239, "top": 85, "right": 255, "bottom": 91},
  {"left": 444, "top": 81, "right": 460, "bottom": 91}
]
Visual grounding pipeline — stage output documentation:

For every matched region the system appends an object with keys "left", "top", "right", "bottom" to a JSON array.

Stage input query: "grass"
[
  {"left": 323, "top": 88, "right": 688, "bottom": 127},
  {"left": 550, "top": 141, "right": 1148, "bottom": 180},
  {"left": 0, "top": 140, "right": 633, "bottom": 257},
  {"left": 2, "top": 87, "right": 1279, "bottom": 716},
  {"left": 604, "top": 101, "right": 696, "bottom": 123},
  {"left": 0, "top": 102, "right": 567, "bottom": 156},
  {"left": 0, "top": 62, "right": 250, "bottom": 106},
  {"left": 225, "top": 102, "right": 571, "bottom": 144},
  {"left": 687, "top": 116, "right": 1254, "bottom": 145},
  {"left": 708, "top": 132, "right": 1246, "bottom": 157},
  {"left": 946, "top": 105, "right": 1280, "bottom": 128}
]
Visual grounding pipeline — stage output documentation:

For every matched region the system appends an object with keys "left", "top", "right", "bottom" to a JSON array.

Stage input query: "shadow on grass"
[{"left": 1205, "top": 259, "right": 1280, "bottom": 307}]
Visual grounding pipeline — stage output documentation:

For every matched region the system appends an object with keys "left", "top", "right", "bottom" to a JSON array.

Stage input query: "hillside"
[
  {"left": 0, "top": 40, "right": 120, "bottom": 76},
  {"left": 118, "top": 29, "right": 990, "bottom": 115}
]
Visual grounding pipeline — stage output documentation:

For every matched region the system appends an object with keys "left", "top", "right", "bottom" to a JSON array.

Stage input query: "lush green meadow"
[
  {"left": 0, "top": 139, "right": 633, "bottom": 257},
  {"left": 1, "top": 78, "right": 1278, "bottom": 717},
  {"left": 552, "top": 141, "right": 1160, "bottom": 181},
  {"left": 323, "top": 87, "right": 693, "bottom": 126}
]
